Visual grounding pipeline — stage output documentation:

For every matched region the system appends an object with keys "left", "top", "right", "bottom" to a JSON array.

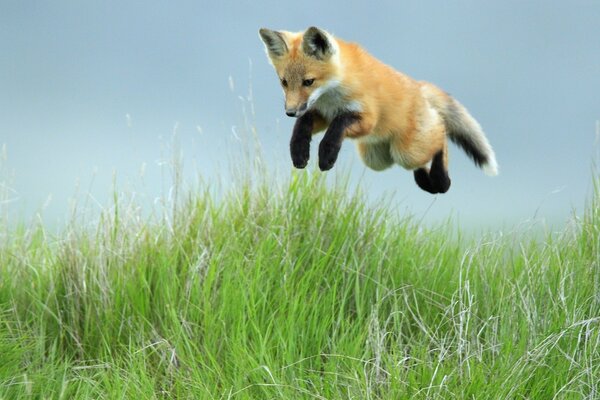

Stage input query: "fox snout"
[{"left": 285, "top": 103, "right": 308, "bottom": 118}]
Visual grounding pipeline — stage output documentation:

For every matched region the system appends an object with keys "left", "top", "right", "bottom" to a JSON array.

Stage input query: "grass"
[{"left": 0, "top": 167, "right": 599, "bottom": 399}]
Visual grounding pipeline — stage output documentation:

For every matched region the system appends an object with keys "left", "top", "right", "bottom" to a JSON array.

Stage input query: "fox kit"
[{"left": 259, "top": 26, "right": 498, "bottom": 193}]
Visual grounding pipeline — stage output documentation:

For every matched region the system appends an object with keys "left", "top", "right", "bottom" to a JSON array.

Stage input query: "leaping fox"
[{"left": 259, "top": 26, "right": 498, "bottom": 193}]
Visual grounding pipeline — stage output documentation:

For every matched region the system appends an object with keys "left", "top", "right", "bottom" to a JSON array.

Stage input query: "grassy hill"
[{"left": 0, "top": 171, "right": 598, "bottom": 399}]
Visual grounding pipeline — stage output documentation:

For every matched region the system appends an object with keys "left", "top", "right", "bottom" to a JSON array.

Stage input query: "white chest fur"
[{"left": 308, "top": 80, "right": 362, "bottom": 121}]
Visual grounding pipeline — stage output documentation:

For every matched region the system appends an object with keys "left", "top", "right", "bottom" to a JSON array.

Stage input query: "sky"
[{"left": 1, "top": 1, "right": 599, "bottom": 232}]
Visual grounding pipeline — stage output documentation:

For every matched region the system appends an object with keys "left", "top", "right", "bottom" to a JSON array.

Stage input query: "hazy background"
[{"left": 1, "top": 1, "right": 599, "bottom": 232}]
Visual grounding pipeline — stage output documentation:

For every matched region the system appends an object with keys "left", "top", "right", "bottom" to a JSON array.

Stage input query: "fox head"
[{"left": 259, "top": 27, "right": 340, "bottom": 118}]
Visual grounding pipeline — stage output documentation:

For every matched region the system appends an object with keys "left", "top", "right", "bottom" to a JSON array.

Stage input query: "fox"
[{"left": 259, "top": 26, "right": 498, "bottom": 194}]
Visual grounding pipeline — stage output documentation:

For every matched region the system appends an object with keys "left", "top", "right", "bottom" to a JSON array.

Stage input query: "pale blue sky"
[{"left": 1, "top": 1, "right": 599, "bottom": 230}]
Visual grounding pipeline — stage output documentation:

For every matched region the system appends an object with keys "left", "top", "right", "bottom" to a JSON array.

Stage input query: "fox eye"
[
  {"left": 281, "top": 78, "right": 288, "bottom": 87},
  {"left": 302, "top": 78, "right": 315, "bottom": 87}
]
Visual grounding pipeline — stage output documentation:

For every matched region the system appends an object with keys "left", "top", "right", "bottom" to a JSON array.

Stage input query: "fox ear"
[
  {"left": 303, "top": 27, "right": 334, "bottom": 60},
  {"left": 259, "top": 28, "right": 288, "bottom": 59}
]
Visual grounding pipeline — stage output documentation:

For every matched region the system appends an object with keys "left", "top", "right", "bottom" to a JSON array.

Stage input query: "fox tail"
[
  {"left": 424, "top": 84, "right": 498, "bottom": 176},
  {"left": 443, "top": 98, "right": 498, "bottom": 176}
]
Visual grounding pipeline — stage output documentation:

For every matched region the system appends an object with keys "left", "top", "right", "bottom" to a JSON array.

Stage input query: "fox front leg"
[
  {"left": 318, "top": 112, "right": 360, "bottom": 171},
  {"left": 290, "top": 112, "right": 315, "bottom": 169},
  {"left": 290, "top": 111, "right": 327, "bottom": 168}
]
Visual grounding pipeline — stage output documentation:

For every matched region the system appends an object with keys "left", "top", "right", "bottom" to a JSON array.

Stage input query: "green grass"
[{"left": 0, "top": 170, "right": 598, "bottom": 399}]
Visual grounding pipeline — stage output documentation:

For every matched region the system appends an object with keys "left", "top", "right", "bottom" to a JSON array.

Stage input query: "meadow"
[{"left": 0, "top": 164, "right": 598, "bottom": 399}]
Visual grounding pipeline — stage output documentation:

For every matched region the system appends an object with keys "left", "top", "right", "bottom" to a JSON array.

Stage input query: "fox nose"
[{"left": 285, "top": 103, "right": 307, "bottom": 118}]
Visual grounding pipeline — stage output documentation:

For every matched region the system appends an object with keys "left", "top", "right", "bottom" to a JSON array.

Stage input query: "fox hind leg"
[
  {"left": 414, "top": 168, "right": 437, "bottom": 193},
  {"left": 413, "top": 148, "right": 451, "bottom": 194},
  {"left": 429, "top": 148, "right": 451, "bottom": 193}
]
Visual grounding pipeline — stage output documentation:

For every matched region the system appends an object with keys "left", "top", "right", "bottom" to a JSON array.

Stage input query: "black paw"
[
  {"left": 414, "top": 166, "right": 451, "bottom": 194},
  {"left": 430, "top": 170, "right": 451, "bottom": 193},
  {"left": 318, "top": 140, "right": 341, "bottom": 171},
  {"left": 290, "top": 139, "right": 310, "bottom": 169},
  {"left": 429, "top": 150, "right": 451, "bottom": 193},
  {"left": 414, "top": 168, "right": 437, "bottom": 194}
]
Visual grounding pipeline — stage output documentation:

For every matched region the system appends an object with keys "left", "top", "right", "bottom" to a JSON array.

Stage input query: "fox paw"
[
  {"left": 290, "top": 139, "right": 310, "bottom": 169},
  {"left": 318, "top": 140, "right": 341, "bottom": 171}
]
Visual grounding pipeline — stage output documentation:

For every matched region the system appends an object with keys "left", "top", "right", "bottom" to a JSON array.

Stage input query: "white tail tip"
[{"left": 482, "top": 158, "right": 499, "bottom": 176}]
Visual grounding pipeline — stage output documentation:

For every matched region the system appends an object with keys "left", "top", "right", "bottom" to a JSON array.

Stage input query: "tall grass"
[{"left": 0, "top": 164, "right": 598, "bottom": 398}]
